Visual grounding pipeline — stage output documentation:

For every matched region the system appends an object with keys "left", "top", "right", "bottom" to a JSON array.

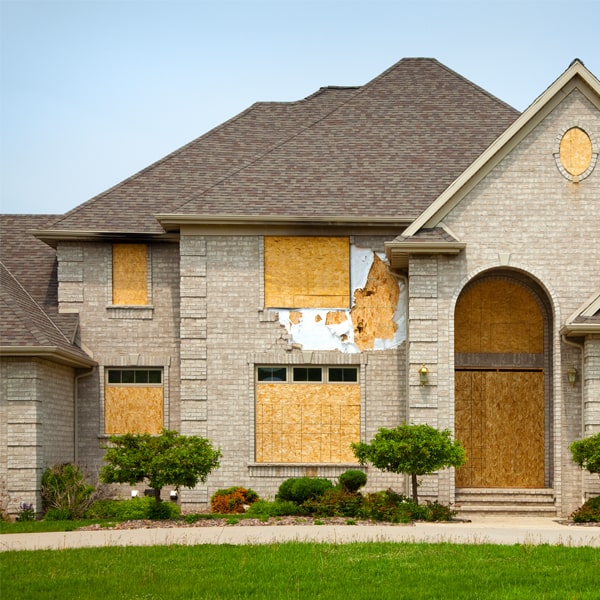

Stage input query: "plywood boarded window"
[
  {"left": 255, "top": 366, "right": 359, "bottom": 463},
  {"left": 105, "top": 369, "right": 163, "bottom": 434},
  {"left": 264, "top": 237, "right": 350, "bottom": 308},
  {"left": 112, "top": 244, "right": 148, "bottom": 305}
]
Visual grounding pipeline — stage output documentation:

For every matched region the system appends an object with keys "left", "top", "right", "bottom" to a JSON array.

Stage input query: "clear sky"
[{"left": 1, "top": 0, "right": 599, "bottom": 215}]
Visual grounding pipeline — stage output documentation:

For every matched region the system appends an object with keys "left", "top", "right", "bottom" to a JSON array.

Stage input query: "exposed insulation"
[
  {"left": 326, "top": 311, "right": 347, "bottom": 325},
  {"left": 351, "top": 254, "right": 400, "bottom": 350},
  {"left": 264, "top": 237, "right": 350, "bottom": 308},
  {"left": 105, "top": 386, "right": 163, "bottom": 434},
  {"left": 559, "top": 127, "right": 593, "bottom": 176},
  {"left": 289, "top": 311, "right": 302, "bottom": 325},
  {"left": 112, "top": 244, "right": 148, "bottom": 305},
  {"left": 455, "top": 370, "right": 544, "bottom": 488},
  {"left": 256, "top": 383, "right": 360, "bottom": 463},
  {"left": 455, "top": 280, "right": 543, "bottom": 354}
]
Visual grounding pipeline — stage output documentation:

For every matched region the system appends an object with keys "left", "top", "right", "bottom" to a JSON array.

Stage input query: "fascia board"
[
  {"left": 0, "top": 346, "right": 96, "bottom": 368},
  {"left": 32, "top": 230, "right": 179, "bottom": 248},
  {"left": 559, "top": 323, "right": 600, "bottom": 337},
  {"left": 157, "top": 214, "right": 411, "bottom": 234},
  {"left": 385, "top": 241, "right": 466, "bottom": 269},
  {"left": 565, "top": 289, "right": 600, "bottom": 323},
  {"left": 402, "top": 62, "right": 600, "bottom": 239}
]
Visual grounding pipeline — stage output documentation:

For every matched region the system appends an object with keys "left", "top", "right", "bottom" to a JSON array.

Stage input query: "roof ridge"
[{"left": 175, "top": 84, "right": 368, "bottom": 212}]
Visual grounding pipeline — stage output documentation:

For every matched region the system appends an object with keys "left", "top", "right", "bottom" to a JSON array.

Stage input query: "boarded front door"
[{"left": 454, "top": 278, "right": 546, "bottom": 488}]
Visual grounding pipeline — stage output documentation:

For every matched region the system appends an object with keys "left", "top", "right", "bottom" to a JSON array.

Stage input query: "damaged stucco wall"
[{"left": 277, "top": 245, "right": 406, "bottom": 353}]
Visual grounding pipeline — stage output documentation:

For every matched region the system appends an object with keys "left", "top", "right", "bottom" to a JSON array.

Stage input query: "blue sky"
[{"left": 1, "top": 0, "right": 599, "bottom": 215}]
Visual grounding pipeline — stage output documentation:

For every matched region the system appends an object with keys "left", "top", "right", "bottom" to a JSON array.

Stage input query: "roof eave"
[
  {"left": 0, "top": 346, "right": 97, "bottom": 368},
  {"left": 156, "top": 214, "right": 413, "bottom": 233},
  {"left": 560, "top": 323, "right": 600, "bottom": 337},
  {"left": 32, "top": 230, "right": 179, "bottom": 248},
  {"left": 384, "top": 241, "right": 466, "bottom": 269}
]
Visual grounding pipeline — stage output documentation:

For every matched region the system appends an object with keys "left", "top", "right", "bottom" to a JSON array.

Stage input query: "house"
[{"left": 1, "top": 58, "right": 599, "bottom": 517}]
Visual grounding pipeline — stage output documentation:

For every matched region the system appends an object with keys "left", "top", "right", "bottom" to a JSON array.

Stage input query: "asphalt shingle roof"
[
  {"left": 40, "top": 58, "right": 519, "bottom": 235},
  {"left": 0, "top": 214, "right": 87, "bottom": 359}
]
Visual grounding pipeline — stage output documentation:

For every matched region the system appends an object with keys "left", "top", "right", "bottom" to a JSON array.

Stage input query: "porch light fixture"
[
  {"left": 567, "top": 366, "right": 578, "bottom": 387},
  {"left": 419, "top": 364, "right": 429, "bottom": 386}
]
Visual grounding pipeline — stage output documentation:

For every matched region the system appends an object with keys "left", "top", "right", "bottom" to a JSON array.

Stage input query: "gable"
[{"left": 401, "top": 60, "right": 600, "bottom": 237}]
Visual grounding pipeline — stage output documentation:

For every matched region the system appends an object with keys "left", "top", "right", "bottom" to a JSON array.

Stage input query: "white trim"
[{"left": 402, "top": 60, "right": 600, "bottom": 238}]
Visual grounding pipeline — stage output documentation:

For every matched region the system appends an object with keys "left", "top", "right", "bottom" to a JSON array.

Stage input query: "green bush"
[
  {"left": 338, "top": 470, "right": 367, "bottom": 493},
  {"left": 357, "top": 490, "right": 415, "bottom": 523},
  {"left": 571, "top": 496, "right": 600, "bottom": 523},
  {"left": 44, "top": 508, "right": 73, "bottom": 521},
  {"left": 276, "top": 477, "right": 334, "bottom": 504},
  {"left": 303, "top": 488, "right": 363, "bottom": 518},
  {"left": 84, "top": 497, "right": 180, "bottom": 521},
  {"left": 41, "top": 464, "right": 96, "bottom": 519},
  {"left": 245, "top": 499, "right": 304, "bottom": 519},
  {"left": 210, "top": 487, "right": 259, "bottom": 514}
]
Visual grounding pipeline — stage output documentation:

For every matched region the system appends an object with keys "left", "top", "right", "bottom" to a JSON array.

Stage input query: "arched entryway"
[{"left": 454, "top": 272, "right": 551, "bottom": 489}]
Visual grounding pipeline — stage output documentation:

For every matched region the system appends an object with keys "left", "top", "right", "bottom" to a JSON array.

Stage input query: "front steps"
[{"left": 454, "top": 488, "right": 557, "bottom": 517}]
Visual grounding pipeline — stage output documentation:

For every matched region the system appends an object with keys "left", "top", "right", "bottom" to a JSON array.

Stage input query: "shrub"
[
  {"left": 357, "top": 490, "right": 415, "bottom": 523},
  {"left": 570, "top": 433, "right": 600, "bottom": 477},
  {"left": 245, "top": 499, "right": 304, "bottom": 519},
  {"left": 338, "top": 470, "right": 367, "bottom": 493},
  {"left": 41, "top": 464, "right": 96, "bottom": 519},
  {"left": 84, "top": 497, "right": 180, "bottom": 521},
  {"left": 210, "top": 487, "right": 259, "bottom": 514},
  {"left": 44, "top": 508, "right": 73, "bottom": 521},
  {"left": 303, "top": 488, "right": 363, "bottom": 518},
  {"left": 571, "top": 496, "right": 600, "bottom": 523},
  {"left": 276, "top": 477, "right": 334, "bottom": 504}
]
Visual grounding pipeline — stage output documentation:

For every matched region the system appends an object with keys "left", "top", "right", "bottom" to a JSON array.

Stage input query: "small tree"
[
  {"left": 570, "top": 432, "right": 600, "bottom": 478},
  {"left": 100, "top": 429, "right": 221, "bottom": 502},
  {"left": 351, "top": 424, "right": 466, "bottom": 504}
]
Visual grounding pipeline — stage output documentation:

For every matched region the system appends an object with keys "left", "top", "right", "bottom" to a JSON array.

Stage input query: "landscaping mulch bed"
[{"left": 79, "top": 516, "right": 410, "bottom": 530}]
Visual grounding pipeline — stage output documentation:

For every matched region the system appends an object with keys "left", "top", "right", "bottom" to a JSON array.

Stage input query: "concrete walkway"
[{"left": 2, "top": 517, "right": 599, "bottom": 551}]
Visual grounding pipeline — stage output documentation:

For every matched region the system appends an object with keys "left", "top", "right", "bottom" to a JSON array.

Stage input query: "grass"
[
  {"left": 0, "top": 519, "right": 119, "bottom": 534},
  {"left": 1, "top": 542, "right": 598, "bottom": 599}
]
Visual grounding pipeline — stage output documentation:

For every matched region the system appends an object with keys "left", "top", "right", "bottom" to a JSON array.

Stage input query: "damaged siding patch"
[{"left": 278, "top": 246, "right": 406, "bottom": 352}]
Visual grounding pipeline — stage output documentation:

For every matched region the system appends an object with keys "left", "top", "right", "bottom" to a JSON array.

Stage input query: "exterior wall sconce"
[
  {"left": 419, "top": 364, "right": 429, "bottom": 386},
  {"left": 567, "top": 366, "right": 578, "bottom": 387}
]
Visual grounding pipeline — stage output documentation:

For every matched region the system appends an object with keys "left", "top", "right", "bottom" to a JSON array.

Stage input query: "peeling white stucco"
[{"left": 278, "top": 246, "right": 406, "bottom": 353}]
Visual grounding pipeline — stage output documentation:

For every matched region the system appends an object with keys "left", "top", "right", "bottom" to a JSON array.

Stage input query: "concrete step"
[{"left": 454, "top": 488, "right": 557, "bottom": 517}]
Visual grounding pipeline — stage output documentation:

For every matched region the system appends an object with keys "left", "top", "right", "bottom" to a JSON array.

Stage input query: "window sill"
[
  {"left": 106, "top": 305, "right": 154, "bottom": 320},
  {"left": 248, "top": 463, "right": 362, "bottom": 478}
]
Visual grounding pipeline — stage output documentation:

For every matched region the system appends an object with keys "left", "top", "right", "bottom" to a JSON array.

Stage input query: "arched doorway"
[{"left": 454, "top": 273, "right": 550, "bottom": 488}]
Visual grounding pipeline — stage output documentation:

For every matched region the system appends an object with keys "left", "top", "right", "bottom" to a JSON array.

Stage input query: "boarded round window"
[{"left": 559, "top": 127, "right": 593, "bottom": 177}]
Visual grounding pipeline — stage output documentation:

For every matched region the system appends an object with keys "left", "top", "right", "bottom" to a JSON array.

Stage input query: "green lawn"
[{"left": 1, "top": 542, "right": 598, "bottom": 599}]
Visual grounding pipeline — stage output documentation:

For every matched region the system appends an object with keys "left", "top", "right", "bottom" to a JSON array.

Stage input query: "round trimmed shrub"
[
  {"left": 338, "top": 470, "right": 367, "bottom": 493},
  {"left": 210, "top": 487, "right": 259, "bottom": 514},
  {"left": 276, "top": 477, "right": 334, "bottom": 504}
]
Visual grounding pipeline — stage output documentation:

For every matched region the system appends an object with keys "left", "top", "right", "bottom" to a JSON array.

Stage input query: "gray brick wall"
[
  {"left": 406, "top": 89, "right": 600, "bottom": 515},
  {"left": 58, "top": 242, "right": 181, "bottom": 482},
  {"left": 178, "top": 235, "right": 408, "bottom": 510},
  {"left": 0, "top": 357, "right": 75, "bottom": 515}
]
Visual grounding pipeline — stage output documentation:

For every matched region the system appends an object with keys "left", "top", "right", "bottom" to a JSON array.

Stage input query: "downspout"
[{"left": 74, "top": 366, "right": 96, "bottom": 465}]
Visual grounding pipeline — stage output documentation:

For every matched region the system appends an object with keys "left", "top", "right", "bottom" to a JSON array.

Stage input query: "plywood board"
[
  {"left": 256, "top": 383, "right": 360, "bottom": 463},
  {"left": 455, "top": 370, "right": 544, "bottom": 488},
  {"left": 264, "top": 237, "right": 350, "bottom": 308},
  {"left": 455, "top": 279, "right": 543, "bottom": 354},
  {"left": 112, "top": 244, "right": 148, "bottom": 306},
  {"left": 105, "top": 386, "right": 163, "bottom": 434}
]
